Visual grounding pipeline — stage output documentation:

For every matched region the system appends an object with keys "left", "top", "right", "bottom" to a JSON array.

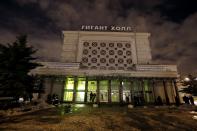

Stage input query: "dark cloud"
[
  {"left": 0, "top": 0, "right": 196, "bottom": 75},
  {"left": 159, "top": 0, "right": 197, "bottom": 22}
]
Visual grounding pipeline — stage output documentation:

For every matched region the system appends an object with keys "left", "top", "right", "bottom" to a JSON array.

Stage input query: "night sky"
[{"left": 0, "top": 0, "right": 197, "bottom": 75}]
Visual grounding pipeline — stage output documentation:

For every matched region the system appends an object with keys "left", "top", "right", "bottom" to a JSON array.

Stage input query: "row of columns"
[
  {"left": 153, "top": 80, "right": 180, "bottom": 104},
  {"left": 47, "top": 77, "right": 180, "bottom": 104}
]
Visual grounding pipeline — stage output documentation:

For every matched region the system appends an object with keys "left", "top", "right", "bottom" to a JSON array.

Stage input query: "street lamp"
[{"left": 184, "top": 77, "right": 190, "bottom": 82}]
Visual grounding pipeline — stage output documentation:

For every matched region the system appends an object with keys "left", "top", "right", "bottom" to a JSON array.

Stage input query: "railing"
[
  {"left": 136, "top": 65, "right": 177, "bottom": 72},
  {"left": 38, "top": 62, "right": 80, "bottom": 69}
]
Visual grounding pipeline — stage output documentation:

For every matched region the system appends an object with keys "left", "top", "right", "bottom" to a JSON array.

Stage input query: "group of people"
[
  {"left": 90, "top": 92, "right": 96, "bottom": 102},
  {"left": 183, "top": 95, "right": 194, "bottom": 105}
]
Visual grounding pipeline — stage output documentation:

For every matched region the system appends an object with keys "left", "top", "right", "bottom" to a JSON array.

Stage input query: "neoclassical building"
[{"left": 31, "top": 30, "right": 179, "bottom": 104}]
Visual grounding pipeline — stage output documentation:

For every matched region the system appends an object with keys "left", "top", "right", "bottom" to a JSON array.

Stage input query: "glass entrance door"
[
  {"left": 143, "top": 80, "right": 154, "bottom": 103},
  {"left": 64, "top": 77, "right": 74, "bottom": 102},
  {"left": 87, "top": 81, "right": 97, "bottom": 102},
  {"left": 99, "top": 80, "right": 108, "bottom": 102},
  {"left": 111, "top": 80, "right": 119, "bottom": 102},
  {"left": 131, "top": 81, "right": 142, "bottom": 105},
  {"left": 122, "top": 81, "right": 132, "bottom": 103},
  {"left": 76, "top": 78, "right": 86, "bottom": 102}
]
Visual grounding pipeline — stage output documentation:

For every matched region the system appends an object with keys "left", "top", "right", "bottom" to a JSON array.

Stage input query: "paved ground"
[{"left": 0, "top": 104, "right": 197, "bottom": 131}]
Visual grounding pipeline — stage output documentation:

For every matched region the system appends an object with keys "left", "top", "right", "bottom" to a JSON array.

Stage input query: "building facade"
[{"left": 31, "top": 31, "right": 179, "bottom": 104}]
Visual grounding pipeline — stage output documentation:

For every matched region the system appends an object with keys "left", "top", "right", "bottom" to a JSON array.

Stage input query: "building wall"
[
  {"left": 61, "top": 31, "right": 151, "bottom": 65},
  {"left": 135, "top": 35, "right": 152, "bottom": 64},
  {"left": 61, "top": 32, "right": 79, "bottom": 62},
  {"left": 41, "top": 79, "right": 51, "bottom": 100}
]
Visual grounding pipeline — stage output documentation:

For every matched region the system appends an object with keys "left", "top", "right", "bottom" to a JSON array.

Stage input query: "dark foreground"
[{"left": 0, "top": 105, "right": 197, "bottom": 131}]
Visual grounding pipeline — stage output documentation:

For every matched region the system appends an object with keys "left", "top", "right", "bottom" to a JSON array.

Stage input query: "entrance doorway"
[
  {"left": 87, "top": 81, "right": 97, "bottom": 102},
  {"left": 111, "top": 80, "right": 120, "bottom": 102},
  {"left": 99, "top": 80, "right": 108, "bottom": 102},
  {"left": 122, "top": 81, "right": 132, "bottom": 103}
]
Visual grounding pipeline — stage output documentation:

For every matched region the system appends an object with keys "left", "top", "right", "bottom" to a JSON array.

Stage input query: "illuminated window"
[
  {"left": 144, "top": 80, "right": 149, "bottom": 91},
  {"left": 87, "top": 81, "right": 97, "bottom": 102},
  {"left": 111, "top": 80, "right": 119, "bottom": 102},
  {"left": 88, "top": 81, "right": 97, "bottom": 91},
  {"left": 122, "top": 81, "right": 131, "bottom": 90},
  {"left": 64, "top": 92, "right": 73, "bottom": 101},
  {"left": 77, "top": 78, "right": 86, "bottom": 90},
  {"left": 111, "top": 91, "right": 119, "bottom": 102},
  {"left": 132, "top": 81, "right": 139, "bottom": 91},
  {"left": 76, "top": 92, "right": 85, "bottom": 102},
  {"left": 122, "top": 80, "right": 132, "bottom": 103},
  {"left": 100, "top": 80, "right": 108, "bottom": 90},
  {"left": 100, "top": 80, "right": 108, "bottom": 102},
  {"left": 64, "top": 77, "right": 74, "bottom": 102},
  {"left": 144, "top": 80, "right": 153, "bottom": 103},
  {"left": 111, "top": 80, "right": 119, "bottom": 90},
  {"left": 65, "top": 78, "right": 74, "bottom": 89}
]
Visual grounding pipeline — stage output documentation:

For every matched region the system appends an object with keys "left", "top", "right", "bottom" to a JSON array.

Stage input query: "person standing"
[
  {"left": 90, "top": 92, "right": 93, "bottom": 102},
  {"left": 189, "top": 95, "right": 194, "bottom": 105},
  {"left": 183, "top": 95, "right": 187, "bottom": 104},
  {"left": 175, "top": 95, "right": 180, "bottom": 106},
  {"left": 185, "top": 95, "right": 190, "bottom": 104},
  {"left": 92, "top": 93, "right": 96, "bottom": 102}
]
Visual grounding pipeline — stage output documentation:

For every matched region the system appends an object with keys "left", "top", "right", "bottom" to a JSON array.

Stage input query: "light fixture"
[{"left": 184, "top": 77, "right": 190, "bottom": 82}]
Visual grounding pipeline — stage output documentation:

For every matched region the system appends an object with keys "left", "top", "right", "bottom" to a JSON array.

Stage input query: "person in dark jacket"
[
  {"left": 189, "top": 95, "right": 194, "bottom": 105},
  {"left": 90, "top": 92, "right": 93, "bottom": 102}
]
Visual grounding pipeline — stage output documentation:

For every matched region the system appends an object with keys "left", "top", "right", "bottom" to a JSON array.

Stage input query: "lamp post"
[{"left": 181, "top": 75, "right": 197, "bottom": 96}]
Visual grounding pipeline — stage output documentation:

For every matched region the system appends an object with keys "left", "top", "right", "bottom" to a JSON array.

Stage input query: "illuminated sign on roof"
[{"left": 81, "top": 25, "right": 134, "bottom": 32}]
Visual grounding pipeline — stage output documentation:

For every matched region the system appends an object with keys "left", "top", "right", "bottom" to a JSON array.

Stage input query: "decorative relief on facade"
[
  {"left": 83, "top": 42, "right": 89, "bottom": 47},
  {"left": 91, "top": 58, "right": 97, "bottom": 63},
  {"left": 82, "top": 57, "right": 88, "bottom": 63},
  {"left": 109, "top": 50, "right": 115, "bottom": 55},
  {"left": 100, "top": 50, "right": 106, "bottom": 55},
  {"left": 83, "top": 49, "right": 88, "bottom": 55},
  {"left": 117, "top": 43, "right": 123, "bottom": 48},
  {"left": 100, "top": 42, "right": 106, "bottom": 47},
  {"left": 109, "top": 43, "right": 114, "bottom": 47},
  {"left": 109, "top": 58, "right": 115, "bottom": 63},
  {"left": 118, "top": 58, "right": 124, "bottom": 63},
  {"left": 100, "top": 58, "right": 106, "bottom": 63},
  {"left": 126, "top": 51, "right": 131, "bottom": 56},
  {"left": 81, "top": 41, "right": 133, "bottom": 70},
  {"left": 127, "top": 59, "right": 132, "bottom": 64},
  {"left": 118, "top": 50, "right": 123, "bottom": 55},
  {"left": 125, "top": 43, "right": 131, "bottom": 48},
  {"left": 92, "top": 50, "right": 97, "bottom": 55},
  {"left": 92, "top": 42, "right": 97, "bottom": 47}
]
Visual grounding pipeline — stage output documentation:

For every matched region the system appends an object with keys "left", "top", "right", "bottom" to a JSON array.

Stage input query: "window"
[
  {"left": 64, "top": 91, "right": 73, "bottom": 101},
  {"left": 65, "top": 78, "right": 74, "bottom": 90},
  {"left": 111, "top": 80, "right": 119, "bottom": 102}
]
